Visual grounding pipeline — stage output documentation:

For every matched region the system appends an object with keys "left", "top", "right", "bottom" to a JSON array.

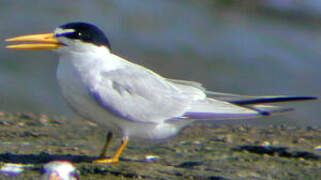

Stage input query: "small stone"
[
  {"left": 0, "top": 111, "right": 6, "bottom": 116},
  {"left": 39, "top": 114, "right": 49, "bottom": 125},
  {"left": 192, "top": 140, "right": 201, "bottom": 145},
  {"left": 261, "top": 141, "right": 271, "bottom": 147},
  {"left": 314, "top": 145, "right": 321, "bottom": 151},
  {"left": 145, "top": 154, "right": 160, "bottom": 161}
]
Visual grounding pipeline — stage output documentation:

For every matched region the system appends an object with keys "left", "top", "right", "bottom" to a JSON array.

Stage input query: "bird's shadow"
[
  {"left": 0, "top": 152, "right": 146, "bottom": 165},
  {"left": 0, "top": 152, "right": 96, "bottom": 164}
]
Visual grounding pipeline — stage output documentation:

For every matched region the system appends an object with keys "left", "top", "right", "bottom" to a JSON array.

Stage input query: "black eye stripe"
[
  {"left": 56, "top": 31, "right": 89, "bottom": 42},
  {"left": 55, "top": 32, "right": 74, "bottom": 38}
]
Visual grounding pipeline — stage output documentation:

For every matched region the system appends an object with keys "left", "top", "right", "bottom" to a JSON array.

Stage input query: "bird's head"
[{"left": 6, "top": 22, "right": 111, "bottom": 53}]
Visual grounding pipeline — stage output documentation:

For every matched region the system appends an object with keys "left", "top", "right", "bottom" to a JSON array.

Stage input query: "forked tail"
[{"left": 182, "top": 94, "right": 317, "bottom": 120}]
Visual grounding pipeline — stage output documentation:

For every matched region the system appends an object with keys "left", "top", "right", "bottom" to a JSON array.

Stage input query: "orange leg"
[
  {"left": 93, "top": 135, "right": 129, "bottom": 163},
  {"left": 98, "top": 131, "right": 113, "bottom": 158}
]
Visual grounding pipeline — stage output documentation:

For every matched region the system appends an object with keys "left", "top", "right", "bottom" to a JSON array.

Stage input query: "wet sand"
[{"left": 0, "top": 111, "right": 320, "bottom": 179}]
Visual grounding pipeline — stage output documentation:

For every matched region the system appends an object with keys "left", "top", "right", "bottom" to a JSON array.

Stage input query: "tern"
[{"left": 6, "top": 22, "right": 316, "bottom": 163}]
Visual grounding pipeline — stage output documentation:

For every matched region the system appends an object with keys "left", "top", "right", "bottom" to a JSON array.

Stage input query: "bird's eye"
[{"left": 77, "top": 32, "right": 82, "bottom": 37}]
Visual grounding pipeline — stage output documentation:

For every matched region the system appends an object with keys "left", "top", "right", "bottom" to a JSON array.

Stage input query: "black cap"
[{"left": 57, "top": 22, "right": 111, "bottom": 50}]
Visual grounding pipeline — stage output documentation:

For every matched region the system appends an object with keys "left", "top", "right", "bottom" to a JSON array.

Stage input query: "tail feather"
[
  {"left": 206, "top": 90, "right": 317, "bottom": 104},
  {"left": 168, "top": 79, "right": 317, "bottom": 120},
  {"left": 181, "top": 95, "right": 317, "bottom": 120},
  {"left": 182, "top": 98, "right": 260, "bottom": 120},
  {"left": 230, "top": 96, "right": 317, "bottom": 105},
  {"left": 244, "top": 104, "right": 294, "bottom": 116}
]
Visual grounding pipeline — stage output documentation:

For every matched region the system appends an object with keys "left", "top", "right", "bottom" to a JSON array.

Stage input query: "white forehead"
[{"left": 54, "top": 28, "right": 75, "bottom": 36}]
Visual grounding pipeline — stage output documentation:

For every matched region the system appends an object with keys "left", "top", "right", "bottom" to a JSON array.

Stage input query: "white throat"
[
  {"left": 56, "top": 41, "right": 125, "bottom": 73},
  {"left": 55, "top": 42, "right": 129, "bottom": 97}
]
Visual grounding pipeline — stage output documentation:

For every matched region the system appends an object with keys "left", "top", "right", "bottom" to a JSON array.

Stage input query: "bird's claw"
[{"left": 93, "top": 158, "right": 119, "bottom": 164}]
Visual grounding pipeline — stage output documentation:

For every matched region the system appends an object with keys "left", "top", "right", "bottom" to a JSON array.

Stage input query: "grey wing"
[
  {"left": 167, "top": 79, "right": 206, "bottom": 91},
  {"left": 90, "top": 70, "right": 315, "bottom": 123},
  {"left": 89, "top": 67, "right": 197, "bottom": 123},
  {"left": 169, "top": 79, "right": 316, "bottom": 117}
]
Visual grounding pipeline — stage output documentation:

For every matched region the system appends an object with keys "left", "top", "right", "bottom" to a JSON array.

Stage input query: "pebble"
[
  {"left": 145, "top": 154, "right": 160, "bottom": 161},
  {"left": 0, "top": 163, "right": 33, "bottom": 176},
  {"left": 314, "top": 145, "right": 321, "bottom": 151}
]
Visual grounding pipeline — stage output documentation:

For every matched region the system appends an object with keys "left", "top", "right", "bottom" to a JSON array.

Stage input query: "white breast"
[{"left": 57, "top": 44, "right": 187, "bottom": 139}]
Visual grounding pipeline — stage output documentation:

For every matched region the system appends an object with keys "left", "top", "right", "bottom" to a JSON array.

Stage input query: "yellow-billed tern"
[{"left": 6, "top": 22, "right": 317, "bottom": 163}]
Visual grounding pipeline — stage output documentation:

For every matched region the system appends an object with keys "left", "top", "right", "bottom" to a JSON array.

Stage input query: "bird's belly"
[
  {"left": 57, "top": 61, "right": 120, "bottom": 130},
  {"left": 56, "top": 60, "right": 185, "bottom": 139}
]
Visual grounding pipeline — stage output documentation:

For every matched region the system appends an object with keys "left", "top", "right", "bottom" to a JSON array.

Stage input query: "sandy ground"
[{"left": 0, "top": 111, "right": 320, "bottom": 179}]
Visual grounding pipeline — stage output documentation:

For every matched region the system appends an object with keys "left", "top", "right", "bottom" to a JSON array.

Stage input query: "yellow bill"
[{"left": 6, "top": 33, "right": 64, "bottom": 49}]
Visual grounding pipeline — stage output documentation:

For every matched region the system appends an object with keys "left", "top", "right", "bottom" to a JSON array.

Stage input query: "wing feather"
[
  {"left": 90, "top": 69, "right": 316, "bottom": 123},
  {"left": 89, "top": 65, "right": 197, "bottom": 123}
]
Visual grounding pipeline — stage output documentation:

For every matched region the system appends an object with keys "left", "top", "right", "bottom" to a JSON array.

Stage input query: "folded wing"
[
  {"left": 90, "top": 67, "right": 316, "bottom": 123},
  {"left": 170, "top": 79, "right": 316, "bottom": 120}
]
